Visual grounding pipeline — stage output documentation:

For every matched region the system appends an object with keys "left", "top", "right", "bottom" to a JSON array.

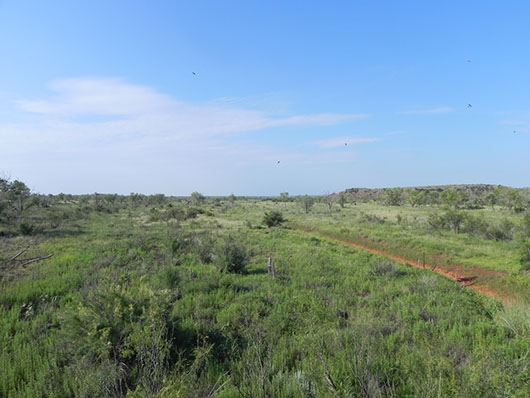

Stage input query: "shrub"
[
  {"left": 487, "top": 219, "right": 514, "bottom": 241},
  {"left": 215, "top": 237, "right": 248, "bottom": 273},
  {"left": 520, "top": 239, "right": 530, "bottom": 271},
  {"left": 18, "top": 222, "right": 34, "bottom": 235},
  {"left": 193, "top": 232, "right": 215, "bottom": 263},
  {"left": 368, "top": 261, "right": 403, "bottom": 277},
  {"left": 262, "top": 211, "right": 285, "bottom": 228},
  {"left": 462, "top": 213, "right": 489, "bottom": 237}
]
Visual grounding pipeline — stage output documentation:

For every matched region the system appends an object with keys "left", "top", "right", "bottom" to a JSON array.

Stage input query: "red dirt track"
[{"left": 319, "top": 233, "right": 508, "bottom": 303}]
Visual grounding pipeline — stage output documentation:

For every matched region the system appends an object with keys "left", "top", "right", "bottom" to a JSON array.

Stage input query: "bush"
[
  {"left": 262, "top": 211, "right": 285, "bottom": 228},
  {"left": 193, "top": 232, "right": 215, "bottom": 263},
  {"left": 18, "top": 222, "right": 35, "bottom": 235},
  {"left": 215, "top": 238, "right": 248, "bottom": 273},
  {"left": 520, "top": 239, "right": 530, "bottom": 271},
  {"left": 462, "top": 213, "right": 489, "bottom": 237},
  {"left": 368, "top": 261, "right": 404, "bottom": 277}
]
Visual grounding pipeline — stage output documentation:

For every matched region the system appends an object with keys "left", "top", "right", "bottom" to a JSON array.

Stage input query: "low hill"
[{"left": 339, "top": 184, "right": 507, "bottom": 201}]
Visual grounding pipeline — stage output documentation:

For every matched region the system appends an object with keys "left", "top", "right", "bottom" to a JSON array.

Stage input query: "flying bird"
[
  {"left": 277, "top": 161, "right": 280, "bottom": 164},
  {"left": 344, "top": 143, "right": 348, "bottom": 146},
  {"left": 192, "top": 72, "right": 196, "bottom": 75},
  {"left": 468, "top": 104, "right": 472, "bottom": 108},
  {"left": 467, "top": 60, "right": 471, "bottom": 63}
]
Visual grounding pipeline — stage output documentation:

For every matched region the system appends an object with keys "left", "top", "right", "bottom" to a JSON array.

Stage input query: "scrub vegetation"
[{"left": 1, "top": 178, "right": 529, "bottom": 397}]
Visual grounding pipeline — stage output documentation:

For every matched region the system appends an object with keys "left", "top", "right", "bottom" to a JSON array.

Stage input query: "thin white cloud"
[
  {"left": 13, "top": 78, "right": 366, "bottom": 138},
  {"left": 397, "top": 107, "right": 454, "bottom": 115},
  {"left": 314, "top": 137, "right": 380, "bottom": 148},
  {"left": 1, "top": 77, "right": 370, "bottom": 194}
]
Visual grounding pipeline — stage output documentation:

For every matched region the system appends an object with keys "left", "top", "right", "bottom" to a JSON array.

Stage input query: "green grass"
[{"left": 0, "top": 201, "right": 529, "bottom": 397}]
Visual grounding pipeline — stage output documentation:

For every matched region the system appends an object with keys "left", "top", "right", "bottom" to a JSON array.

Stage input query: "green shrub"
[
  {"left": 262, "top": 211, "right": 285, "bottom": 228},
  {"left": 214, "top": 237, "right": 248, "bottom": 273},
  {"left": 520, "top": 239, "right": 530, "bottom": 271},
  {"left": 368, "top": 260, "right": 403, "bottom": 277},
  {"left": 18, "top": 222, "right": 34, "bottom": 235}
]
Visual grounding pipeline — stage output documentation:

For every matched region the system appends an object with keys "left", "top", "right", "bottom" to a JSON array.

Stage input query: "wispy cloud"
[
  {"left": 314, "top": 137, "right": 380, "bottom": 148},
  {"left": 397, "top": 107, "right": 454, "bottom": 115},
  {"left": 14, "top": 78, "right": 366, "bottom": 137},
  {"left": 1, "top": 78, "right": 371, "bottom": 193}
]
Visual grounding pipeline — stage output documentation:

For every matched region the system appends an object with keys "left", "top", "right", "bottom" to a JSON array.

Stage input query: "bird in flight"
[
  {"left": 192, "top": 72, "right": 196, "bottom": 75},
  {"left": 468, "top": 104, "right": 472, "bottom": 108},
  {"left": 277, "top": 161, "right": 280, "bottom": 164},
  {"left": 344, "top": 143, "right": 348, "bottom": 146},
  {"left": 467, "top": 60, "right": 471, "bottom": 63}
]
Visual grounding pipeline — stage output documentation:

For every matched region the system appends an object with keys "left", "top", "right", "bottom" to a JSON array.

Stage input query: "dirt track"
[{"left": 295, "top": 226, "right": 509, "bottom": 303}]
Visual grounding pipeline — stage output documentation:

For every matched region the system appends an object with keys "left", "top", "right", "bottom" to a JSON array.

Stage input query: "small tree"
[
  {"left": 444, "top": 210, "right": 465, "bottom": 234},
  {"left": 407, "top": 190, "right": 426, "bottom": 207},
  {"left": 441, "top": 189, "right": 467, "bottom": 209},
  {"left": 337, "top": 192, "right": 347, "bottom": 208},
  {"left": 263, "top": 211, "right": 285, "bottom": 228},
  {"left": 228, "top": 193, "right": 237, "bottom": 203},
  {"left": 190, "top": 192, "right": 205, "bottom": 206},
  {"left": 325, "top": 194, "right": 334, "bottom": 213},
  {"left": 279, "top": 192, "right": 289, "bottom": 203},
  {"left": 299, "top": 195, "right": 315, "bottom": 214},
  {"left": 8, "top": 180, "right": 31, "bottom": 213},
  {"left": 384, "top": 188, "right": 404, "bottom": 206}
]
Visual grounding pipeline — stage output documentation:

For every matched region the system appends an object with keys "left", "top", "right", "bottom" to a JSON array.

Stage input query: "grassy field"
[{"left": 1, "top": 198, "right": 529, "bottom": 397}]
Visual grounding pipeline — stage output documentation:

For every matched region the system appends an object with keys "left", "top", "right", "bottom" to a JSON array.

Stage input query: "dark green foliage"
[
  {"left": 190, "top": 191, "right": 205, "bottom": 206},
  {"left": 520, "top": 239, "right": 530, "bottom": 271},
  {"left": 18, "top": 222, "right": 35, "bottom": 235},
  {"left": 463, "top": 213, "right": 489, "bottom": 237},
  {"left": 384, "top": 187, "right": 404, "bottom": 206},
  {"left": 214, "top": 237, "right": 249, "bottom": 273},
  {"left": 443, "top": 210, "right": 465, "bottom": 234},
  {"left": 441, "top": 189, "right": 468, "bottom": 208},
  {"left": 262, "top": 210, "right": 285, "bottom": 228}
]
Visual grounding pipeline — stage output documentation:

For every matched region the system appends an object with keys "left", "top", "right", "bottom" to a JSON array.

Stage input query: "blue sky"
[{"left": 1, "top": 1, "right": 529, "bottom": 195}]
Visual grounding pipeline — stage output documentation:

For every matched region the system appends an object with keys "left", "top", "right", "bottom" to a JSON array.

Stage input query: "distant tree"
[
  {"left": 279, "top": 192, "right": 290, "bottom": 202},
  {"left": 337, "top": 192, "right": 347, "bottom": 208},
  {"left": 129, "top": 193, "right": 144, "bottom": 205},
  {"left": 440, "top": 189, "right": 467, "bottom": 209},
  {"left": 104, "top": 194, "right": 118, "bottom": 203},
  {"left": 425, "top": 191, "right": 440, "bottom": 206},
  {"left": 299, "top": 195, "right": 315, "bottom": 214},
  {"left": 148, "top": 193, "right": 166, "bottom": 205},
  {"left": 228, "top": 193, "right": 237, "bottom": 203},
  {"left": 325, "top": 194, "right": 334, "bottom": 213},
  {"left": 384, "top": 188, "right": 404, "bottom": 206},
  {"left": 407, "top": 190, "right": 427, "bottom": 207},
  {"left": 190, "top": 192, "right": 205, "bottom": 206},
  {"left": 507, "top": 189, "right": 523, "bottom": 212},
  {"left": 8, "top": 180, "right": 31, "bottom": 213},
  {"left": 0, "top": 177, "right": 9, "bottom": 221},
  {"left": 444, "top": 210, "right": 465, "bottom": 234},
  {"left": 484, "top": 193, "right": 498, "bottom": 209}
]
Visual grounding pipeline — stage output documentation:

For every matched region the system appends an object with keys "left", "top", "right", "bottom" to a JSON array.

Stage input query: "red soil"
[{"left": 325, "top": 235, "right": 509, "bottom": 303}]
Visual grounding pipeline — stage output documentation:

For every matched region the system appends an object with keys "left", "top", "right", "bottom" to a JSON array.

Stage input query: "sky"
[{"left": 1, "top": 1, "right": 529, "bottom": 195}]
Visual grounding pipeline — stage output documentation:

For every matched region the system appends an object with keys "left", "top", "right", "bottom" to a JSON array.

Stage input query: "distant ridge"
[{"left": 338, "top": 184, "right": 511, "bottom": 201}]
